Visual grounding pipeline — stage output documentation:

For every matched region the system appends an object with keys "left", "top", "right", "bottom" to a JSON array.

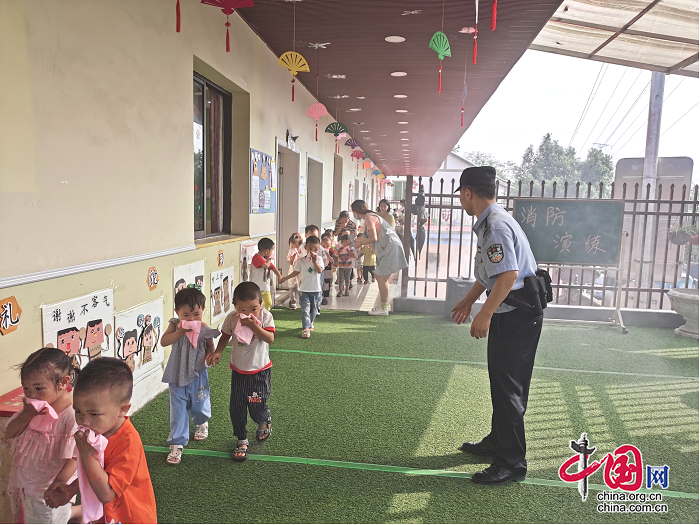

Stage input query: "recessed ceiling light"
[
  {"left": 398, "top": 121, "right": 409, "bottom": 124},
  {"left": 359, "top": 130, "right": 370, "bottom": 133},
  {"left": 353, "top": 122, "right": 365, "bottom": 125},
  {"left": 380, "top": 134, "right": 387, "bottom": 137},
  {"left": 396, "top": 110, "right": 408, "bottom": 113},
  {"left": 400, "top": 131, "right": 409, "bottom": 134},
  {"left": 330, "top": 95, "right": 349, "bottom": 99},
  {"left": 394, "top": 95, "right": 408, "bottom": 98},
  {"left": 401, "top": 138, "right": 410, "bottom": 141},
  {"left": 385, "top": 36, "right": 406, "bottom": 43},
  {"left": 391, "top": 72, "right": 408, "bottom": 77},
  {"left": 402, "top": 149, "right": 410, "bottom": 152},
  {"left": 369, "top": 143, "right": 378, "bottom": 146},
  {"left": 347, "top": 108, "right": 361, "bottom": 112},
  {"left": 326, "top": 74, "right": 346, "bottom": 79},
  {"left": 356, "top": 96, "right": 366, "bottom": 99}
]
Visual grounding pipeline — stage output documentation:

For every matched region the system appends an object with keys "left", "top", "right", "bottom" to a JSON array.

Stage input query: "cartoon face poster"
[
  {"left": 42, "top": 289, "right": 115, "bottom": 370},
  {"left": 173, "top": 260, "right": 206, "bottom": 310},
  {"left": 250, "top": 149, "right": 276, "bottom": 214},
  {"left": 115, "top": 298, "right": 164, "bottom": 384},
  {"left": 210, "top": 266, "right": 234, "bottom": 324},
  {"left": 240, "top": 240, "right": 258, "bottom": 283}
]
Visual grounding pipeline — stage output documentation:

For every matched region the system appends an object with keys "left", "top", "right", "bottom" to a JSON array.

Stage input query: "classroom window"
[{"left": 193, "top": 75, "right": 232, "bottom": 238}]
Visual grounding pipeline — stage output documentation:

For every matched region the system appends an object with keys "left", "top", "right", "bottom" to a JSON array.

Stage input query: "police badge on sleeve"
[{"left": 487, "top": 244, "right": 504, "bottom": 263}]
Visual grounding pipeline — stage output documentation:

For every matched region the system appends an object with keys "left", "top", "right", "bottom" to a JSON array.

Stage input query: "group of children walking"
[{"left": 1, "top": 221, "right": 380, "bottom": 524}]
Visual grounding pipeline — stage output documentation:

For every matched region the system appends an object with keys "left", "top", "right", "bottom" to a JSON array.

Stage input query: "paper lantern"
[
  {"left": 429, "top": 31, "right": 451, "bottom": 93},
  {"left": 278, "top": 51, "right": 310, "bottom": 102},
  {"left": 200, "top": 1, "right": 255, "bottom": 52},
  {"left": 306, "top": 103, "right": 329, "bottom": 141}
]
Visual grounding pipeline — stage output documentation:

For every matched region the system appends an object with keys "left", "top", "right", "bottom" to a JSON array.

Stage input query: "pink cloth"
[
  {"left": 234, "top": 314, "right": 261, "bottom": 345},
  {"left": 179, "top": 320, "right": 202, "bottom": 347},
  {"left": 76, "top": 426, "right": 108, "bottom": 524},
  {"left": 25, "top": 398, "right": 58, "bottom": 433}
]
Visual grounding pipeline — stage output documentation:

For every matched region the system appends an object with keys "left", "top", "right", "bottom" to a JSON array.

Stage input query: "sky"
[{"left": 455, "top": 50, "right": 699, "bottom": 184}]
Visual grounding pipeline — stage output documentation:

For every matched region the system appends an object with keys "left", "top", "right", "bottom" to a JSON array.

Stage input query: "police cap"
[{"left": 454, "top": 166, "right": 497, "bottom": 193}]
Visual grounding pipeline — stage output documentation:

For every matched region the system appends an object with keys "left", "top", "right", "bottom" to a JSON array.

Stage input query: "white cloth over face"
[
  {"left": 76, "top": 426, "right": 109, "bottom": 524},
  {"left": 234, "top": 313, "right": 261, "bottom": 345}
]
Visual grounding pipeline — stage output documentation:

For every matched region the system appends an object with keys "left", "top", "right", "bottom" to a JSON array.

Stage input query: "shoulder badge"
[{"left": 487, "top": 244, "right": 504, "bottom": 263}]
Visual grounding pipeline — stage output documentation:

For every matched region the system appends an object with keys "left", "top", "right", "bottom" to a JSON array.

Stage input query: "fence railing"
[{"left": 398, "top": 176, "right": 699, "bottom": 310}]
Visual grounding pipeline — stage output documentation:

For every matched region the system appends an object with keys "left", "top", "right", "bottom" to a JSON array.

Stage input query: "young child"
[
  {"left": 286, "top": 233, "right": 303, "bottom": 310},
  {"left": 305, "top": 225, "right": 327, "bottom": 315},
  {"left": 1, "top": 348, "right": 77, "bottom": 523},
  {"left": 250, "top": 237, "right": 284, "bottom": 311},
  {"left": 47, "top": 358, "right": 157, "bottom": 524},
  {"left": 208, "top": 282, "right": 275, "bottom": 462},
  {"left": 336, "top": 235, "right": 357, "bottom": 296},
  {"left": 320, "top": 234, "right": 337, "bottom": 305},
  {"left": 362, "top": 243, "right": 376, "bottom": 283},
  {"left": 282, "top": 236, "right": 324, "bottom": 339},
  {"left": 160, "top": 287, "right": 220, "bottom": 465}
]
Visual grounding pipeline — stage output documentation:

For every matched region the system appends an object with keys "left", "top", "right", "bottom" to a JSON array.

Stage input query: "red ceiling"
[{"left": 238, "top": 0, "right": 563, "bottom": 177}]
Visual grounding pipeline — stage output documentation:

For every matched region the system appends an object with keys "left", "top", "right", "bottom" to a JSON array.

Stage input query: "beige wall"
[
  {"left": 0, "top": 0, "right": 366, "bottom": 280},
  {"left": 0, "top": 0, "right": 373, "bottom": 390}
]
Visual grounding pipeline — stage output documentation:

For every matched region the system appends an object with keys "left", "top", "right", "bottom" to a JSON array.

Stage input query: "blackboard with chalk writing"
[{"left": 512, "top": 198, "right": 624, "bottom": 266}]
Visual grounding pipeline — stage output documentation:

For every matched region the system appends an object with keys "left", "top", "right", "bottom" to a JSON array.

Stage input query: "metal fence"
[{"left": 397, "top": 176, "right": 699, "bottom": 310}]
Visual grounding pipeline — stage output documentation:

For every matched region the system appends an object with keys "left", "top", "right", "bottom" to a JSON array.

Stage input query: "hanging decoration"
[
  {"left": 200, "top": 1, "right": 255, "bottom": 53},
  {"left": 362, "top": 161, "right": 372, "bottom": 169},
  {"left": 307, "top": 42, "right": 331, "bottom": 140},
  {"left": 277, "top": 0, "right": 309, "bottom": 101},
  {"left": 372, "top": 169, "right": 381, "bottom": 176},
  {"left": 345, "top": 138, "right": 362, "bottom": 149},
  {"left": 306, "top": 103, "right": 329, "bottom": 141},
  {"left": 176, "top": 0, "right": 181, "bottom": 32},
  {"left": 351, "top": 150, "right": 364, "bottom": 169},
  {"left": 325, "top": 122, "right": 348, "bottom": 153},
  {"left": 429, "top": 1, "right": 451, "bottom": 93},
  {"left": 492, "top": 0, "right": 497, "bottom": 31},
  {"left": 473, "top": 0, "right": 479, "bottom": 63},
  {"left": 461, "top": 84, "right": 468, "bottom": 127}
]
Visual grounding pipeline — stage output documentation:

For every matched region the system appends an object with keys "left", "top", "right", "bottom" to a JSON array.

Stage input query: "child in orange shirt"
[{"left": 46, "top": 358, "right": 157, "bottom": 524}]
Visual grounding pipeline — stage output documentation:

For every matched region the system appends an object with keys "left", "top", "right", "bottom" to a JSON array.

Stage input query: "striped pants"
[{"left": 229, "top": 368, "right": 271, "bottom": 441}]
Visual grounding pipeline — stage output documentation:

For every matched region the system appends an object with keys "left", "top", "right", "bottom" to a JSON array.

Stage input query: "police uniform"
[{"left": 457, "top": 166, "right": 543, "bottom": 484}]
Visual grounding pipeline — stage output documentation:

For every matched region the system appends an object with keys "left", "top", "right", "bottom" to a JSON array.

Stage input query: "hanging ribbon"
[
  {"left": 492, "top": 0, "right": 497, "bottom": 31},
  {"left": 176, "top": 0, "right": 181, "bottom": 32},
  {"left": 438, "top": 61, "right": 443, "bottom": 93},
  {"left": 291, "top": 78, "right": 295, "bottom": 102},
  {"left": 226, "top": 16, "right": 231, "bottom": 52},
  {"left": 473, "top": 0, "right": 479, "bottom": 64}
]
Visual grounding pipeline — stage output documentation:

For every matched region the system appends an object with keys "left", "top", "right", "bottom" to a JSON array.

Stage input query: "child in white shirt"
[{"left": 281, "top": 236, "right": 324, "bottom": 339}]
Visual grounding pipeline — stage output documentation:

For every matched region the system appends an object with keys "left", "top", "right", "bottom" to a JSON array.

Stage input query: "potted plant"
[{"left": 667, "top": 221, "right": 699, "bottom": 246}]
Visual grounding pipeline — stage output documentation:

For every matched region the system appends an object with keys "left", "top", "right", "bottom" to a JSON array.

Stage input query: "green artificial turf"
[{"left": 132, "top": 309, "right": 699, "bottom": 523}]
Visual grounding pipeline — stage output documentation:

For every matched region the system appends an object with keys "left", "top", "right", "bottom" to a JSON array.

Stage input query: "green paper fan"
[
  {"left": 325, "top": 122, "right": 348, "bottom": 137},
  {"left": 363, "top": 153, "right": 371, "bottom": 159},
  {"left": 429, "top": 31, "right": 451, "bottom": 60}
]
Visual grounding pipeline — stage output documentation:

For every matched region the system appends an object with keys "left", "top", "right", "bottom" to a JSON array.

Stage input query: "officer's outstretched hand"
[
  {"left": 470, "top": 311, "right": 492, "bottom": 340},
  {"left": 451, "top": 299, "right": 473, "bottom": 325}
]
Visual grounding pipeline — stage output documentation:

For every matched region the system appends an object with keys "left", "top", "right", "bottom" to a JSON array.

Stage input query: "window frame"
[{"left": 193, "top": 73, "right": 232, "bottom": 239}]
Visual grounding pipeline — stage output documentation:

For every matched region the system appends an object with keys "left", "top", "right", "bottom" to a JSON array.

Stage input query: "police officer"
[{"left": 451, "top": 166, "right": 543, "bottom": 485}]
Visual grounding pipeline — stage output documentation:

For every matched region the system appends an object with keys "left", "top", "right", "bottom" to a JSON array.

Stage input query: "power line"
[
  {"left": 633, "top": 102, "right": 699, "bottom": 156},
  {"left": 605, "top": 78, "right": 650, "bottom": 145},
  {"left": 594, "top": 69, "right": 642, "bottom": 144},
  {"left": 569, "top": 63, "right": 607, "bottom": 147},
  {"left": 580, "top": 67, "right": 628, "bottom": 151},
  {"left": 610, "top": 76, "right": 687, "bottom": 152}
]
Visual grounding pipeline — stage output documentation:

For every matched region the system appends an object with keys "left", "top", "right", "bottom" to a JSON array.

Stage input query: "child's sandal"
[
  {"left": 301, "top": 329, "right": 311, "bottom": 339},
  {"left": 232, "top": 440, "right": 249, "bottom": 462},
  {"left": 256, "top": 420, "right": 272, "bottom": 442}
]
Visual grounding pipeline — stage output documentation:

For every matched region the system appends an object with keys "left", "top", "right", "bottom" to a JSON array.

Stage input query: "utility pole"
[{"left": 640, "top": 71, "right": 665, "bottom": 308}]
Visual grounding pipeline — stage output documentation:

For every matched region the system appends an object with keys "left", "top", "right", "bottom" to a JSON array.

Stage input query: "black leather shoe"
[
  {"left": 458, "top": 440, "right": 497, "bottom": 456},
  {"left": 471, "top": 464, "right": 526, "bottom": 485}
]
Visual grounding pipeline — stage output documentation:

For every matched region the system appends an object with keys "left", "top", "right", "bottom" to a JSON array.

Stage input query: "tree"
[
  {"left": 518, "top": 133, "right": 580, "bottom": 183},
  {"left": 580, "top": 147, "right": 614, "bottom": 186}
]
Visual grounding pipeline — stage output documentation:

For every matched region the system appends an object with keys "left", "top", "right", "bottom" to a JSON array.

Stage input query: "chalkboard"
[{"left": 512, "top": 198, "right": 624, "bottom": 266}]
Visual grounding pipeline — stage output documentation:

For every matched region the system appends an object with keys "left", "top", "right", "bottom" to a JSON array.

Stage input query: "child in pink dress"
[{"left": 0, "top": 348, "right": 78, "bottom": 523}]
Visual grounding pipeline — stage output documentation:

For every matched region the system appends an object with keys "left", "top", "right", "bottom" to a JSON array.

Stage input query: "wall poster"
[
  {"left": 42, "top": 289, "right": 115, "bottom": 371},
  {"left": 173, "top": 261, "right": 206, "bottom": 301},
  {"left": 210, "top": 266, "right": 234, "bottom": 324},
  {"left": 240, "top": 240, "right": 258, "bottom": 283},
  {"left": 115, "top": 298, "right": 164, "bottom": 384},
  {"left": 251, "top": 149, "right": 276, "bottom": 214}
]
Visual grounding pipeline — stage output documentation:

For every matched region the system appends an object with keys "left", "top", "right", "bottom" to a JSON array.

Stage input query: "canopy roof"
[{"left": 530, "top": 0, "right": 699, "bottom": 77}]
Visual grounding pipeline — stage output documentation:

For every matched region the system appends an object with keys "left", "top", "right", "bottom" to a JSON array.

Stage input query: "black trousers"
[
  {"left": 483, "top": 308, "right": 542, "bottom": 473},
  {"left": 363, "top": 265, "right": 375, "bottom": 281},
  {"left": 229, "top": 368, "right": 271, "bottom": 441}
]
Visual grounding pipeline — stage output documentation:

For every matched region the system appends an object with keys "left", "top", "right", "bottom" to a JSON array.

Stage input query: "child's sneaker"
[
  {"left": 167, "top": 445, "right": 183, "bottom": 465},
  {"left": 337, "top": 291, "right": 343, "bottom": 297},
  {"left": 343, "top": 291, "right": 350, "bottom": 296},
  {"left": 289, "top": 303, "right": 297, "bottom": 310},
  {"left": 321, "top": 298, "right": 328, "bottom": 305},
  {"left": 194, "top": 422, "right": 209, "bottom": 441}
]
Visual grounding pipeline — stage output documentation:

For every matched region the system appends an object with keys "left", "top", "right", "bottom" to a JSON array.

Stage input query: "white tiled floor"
[{"left": 275, "top": 274, "right": 402, "bottom": 312}]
